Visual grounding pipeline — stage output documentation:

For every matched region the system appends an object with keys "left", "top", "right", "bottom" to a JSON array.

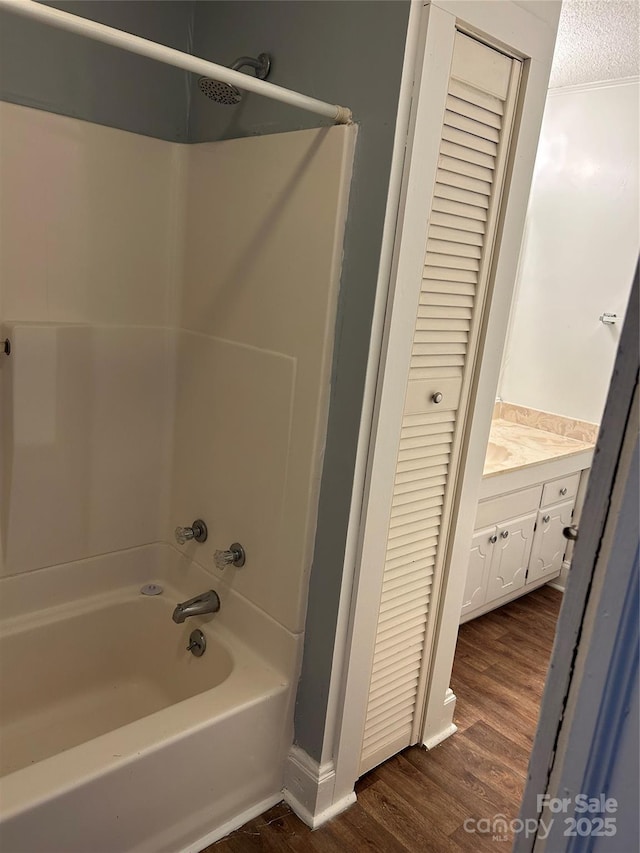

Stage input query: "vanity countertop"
[{"left": 483, "top": 404, "right": 597, "bottom": 478}]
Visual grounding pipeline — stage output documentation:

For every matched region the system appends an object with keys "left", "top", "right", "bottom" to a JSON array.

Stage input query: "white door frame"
[{"left": 328, "top": 0, "right": 562, "bottom": 808}]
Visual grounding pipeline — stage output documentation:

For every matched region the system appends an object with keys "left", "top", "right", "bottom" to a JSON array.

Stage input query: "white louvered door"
[{"left": 360, "top": 32, "right": 522, "bottom": 775}]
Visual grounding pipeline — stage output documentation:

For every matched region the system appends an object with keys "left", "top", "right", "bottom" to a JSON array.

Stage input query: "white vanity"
[{"left": 461, "top": 404, "right": 597, "bottom": 622}]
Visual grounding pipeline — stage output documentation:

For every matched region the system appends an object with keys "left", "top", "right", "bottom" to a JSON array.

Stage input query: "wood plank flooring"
[{"left": 206, "top": 585, "right": 562, "bottom": 852}]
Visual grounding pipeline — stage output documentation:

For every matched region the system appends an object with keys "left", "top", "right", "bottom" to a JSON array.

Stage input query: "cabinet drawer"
[
  {"left": 404, "top": 377, "right": 462, "bottom": 415},
  {"left": 541, "top": 472, "right": 581, "bottom": 508},
  {"left": 475, "top": 484, "right": 542, "bottom": 529}
]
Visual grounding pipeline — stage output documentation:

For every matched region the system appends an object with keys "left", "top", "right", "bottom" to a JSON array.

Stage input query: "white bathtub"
[{"left": 0, "top": 545, "right": 298, "bottom": 852}]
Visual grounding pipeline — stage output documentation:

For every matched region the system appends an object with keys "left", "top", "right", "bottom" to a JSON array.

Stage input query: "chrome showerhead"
[{"left": 198, "top": 53, "right": 271, "bottom": 105}]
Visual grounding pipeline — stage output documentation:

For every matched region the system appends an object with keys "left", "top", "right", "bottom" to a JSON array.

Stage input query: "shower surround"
[{"left": 0, "top": 101, "right": 356, "bottom": 850}]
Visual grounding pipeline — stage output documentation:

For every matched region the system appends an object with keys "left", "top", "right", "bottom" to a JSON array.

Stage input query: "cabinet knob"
[
  {"left": 543, "top": 515, "right": 551, "bottom": 524},
  {"left": 560, "top": 487, "right": 568, "bottom": 496},
  {"left": 432, "top": 392, "right": 443, "bottom": 404},
  {"left": 489, "top": 534, "right": 497, "bottom": 544},
  {"left": 501, "top": 530, "right": 509, "bottom": 539}
]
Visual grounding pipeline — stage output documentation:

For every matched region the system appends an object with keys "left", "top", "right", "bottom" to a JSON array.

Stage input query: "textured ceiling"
[{"left": 550, "top": 0, "right": 640, "bottom": 88}]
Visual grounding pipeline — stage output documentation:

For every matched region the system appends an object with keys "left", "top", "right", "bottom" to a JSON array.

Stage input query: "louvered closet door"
[{"left": 360, "top": 32, "right": 522, "bottom": 775}]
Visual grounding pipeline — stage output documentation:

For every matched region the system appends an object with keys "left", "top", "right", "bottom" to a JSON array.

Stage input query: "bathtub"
[{"left": 0, "top": 544, "right": 298, "bottom": 852}]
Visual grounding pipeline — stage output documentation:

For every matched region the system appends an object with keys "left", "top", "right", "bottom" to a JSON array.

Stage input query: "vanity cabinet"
[
  {"left": 462, "top": 513, "right": 537, "bottom": 617},
  {"left": 461, "top": 470, "right": 584, "bottom": 621},
  {"left": 486, "top": 513, "right": 537, "bottom": 602},
  {"left": 463, "top": 527, "right": 495, "bottom": 615},
  {"left": 528, "top": 501, "right": 574, "bottom": 583}
]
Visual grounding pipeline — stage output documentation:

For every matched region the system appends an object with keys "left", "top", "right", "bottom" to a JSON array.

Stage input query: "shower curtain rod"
[{"left": 0, "top": 0, "right": 353, "bottom": 125}]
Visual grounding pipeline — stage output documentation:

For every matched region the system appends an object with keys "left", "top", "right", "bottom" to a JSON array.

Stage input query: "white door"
[{"left": 359, "top": 30, "right": 522, "bottom": 775}]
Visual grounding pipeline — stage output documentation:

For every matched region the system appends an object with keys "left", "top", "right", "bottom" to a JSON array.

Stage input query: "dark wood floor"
[{"left": 207, "top": 585, "right": 562, "bottom": 852}]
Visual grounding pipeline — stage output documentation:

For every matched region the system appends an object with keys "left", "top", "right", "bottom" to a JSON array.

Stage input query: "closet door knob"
[
  {"left": 489, "top": 534, "right": 497, "bottom": 544},
  {"left": 432, "top": 392, "right": 443, "bottom": 404},
  {"left": 501, "top": 530, "right": 509, "bottom": 539}
]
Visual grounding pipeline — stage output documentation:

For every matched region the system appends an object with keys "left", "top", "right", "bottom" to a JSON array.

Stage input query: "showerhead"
[
  {"left": 198, "top": 77, "right": 242, "bottom": 105},
  {"left": 198, "top": 53, "right": 271, "bottom": 106}
]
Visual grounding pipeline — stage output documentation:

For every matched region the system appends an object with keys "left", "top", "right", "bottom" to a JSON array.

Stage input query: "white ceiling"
[{"left": 550, "top": 0, "right": 640, "bottom": 88}]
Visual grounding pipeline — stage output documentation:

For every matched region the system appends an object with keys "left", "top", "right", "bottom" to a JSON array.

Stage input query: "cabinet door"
[
  {"left": 528, "top": 501, "right": 573, "bottom": 583},
  {"left": 486, "top": 512, "right": 536, "bottom": 603},
  {"left": 461, "top": 526, "right": 495, "bottom": 617}
]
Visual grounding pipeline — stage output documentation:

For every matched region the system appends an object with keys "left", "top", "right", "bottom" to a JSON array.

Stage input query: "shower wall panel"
[
  {"left": 0, "top": 104, "right": 356, "bottom": 643},
  {"left": 0, "top": 102, "right": 179, "bottom": 576},
  {"left": 172, "top": 126, "right": 356, "bottom": 634}
]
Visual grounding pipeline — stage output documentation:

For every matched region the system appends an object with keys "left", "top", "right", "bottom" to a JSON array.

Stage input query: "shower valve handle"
[
  {"left": 175, "top": 519, "right": 208, "bottom": 545},
  {"left": 214, "top": 543, "right": 246, "bottom": 569}
]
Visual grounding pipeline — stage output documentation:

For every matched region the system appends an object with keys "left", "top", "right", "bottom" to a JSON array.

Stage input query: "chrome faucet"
[{"left": 172, "top": 590, "right": 220, "bottom": 623}]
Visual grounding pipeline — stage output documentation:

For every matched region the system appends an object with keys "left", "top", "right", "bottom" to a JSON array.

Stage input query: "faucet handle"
[
  {"left": 175, "top": 527, "right": 194, "bottom": 545},
  {"left": 214, "top": 542, "right": 246, "bottom": 569},
  {"left": 175, "top": 519, "right": 208, "bottom": 545}
]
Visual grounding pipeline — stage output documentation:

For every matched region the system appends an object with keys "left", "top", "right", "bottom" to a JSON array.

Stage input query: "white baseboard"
[
  {"left": 422, "top": 688, "right": 458, "bottom": 750},
  {"left": 283, "top": 745, "right": 356, "bottom": 829},
  {"left": 180, "top": 792, "right": 283, "bottom": 853},
  {"left": 423, "top": 722, "right": 457, "bottom": 750},
  {"left": 284, "top": 788, "right": 357, "bottom": 830}
]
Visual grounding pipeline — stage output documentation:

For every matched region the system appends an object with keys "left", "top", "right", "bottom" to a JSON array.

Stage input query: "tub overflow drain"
[{"left": 187, "top": 629, "right": 206, "bottom": 657}]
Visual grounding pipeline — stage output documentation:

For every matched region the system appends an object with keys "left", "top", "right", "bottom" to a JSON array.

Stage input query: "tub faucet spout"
[{"left": 172, "top": 590, "right": 220, "bottom": 623}]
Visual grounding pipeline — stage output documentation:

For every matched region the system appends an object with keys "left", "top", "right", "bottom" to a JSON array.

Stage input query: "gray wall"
[
  {"left": 189, "top": 0, "right": 410, "bottom": 762},
  {"left": 0, "top": 1, "right": 193, "bottom": 141}
]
